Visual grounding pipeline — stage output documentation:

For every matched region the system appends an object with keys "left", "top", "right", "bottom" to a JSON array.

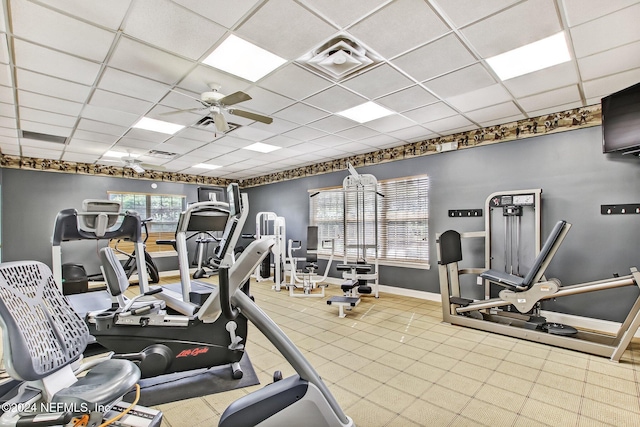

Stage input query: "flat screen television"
[
  {"left": 602, "top": 81, "right": 640, "bottom": 155},
  {"left": 197, "top": 186, "right": 226, "bottom": 203}
]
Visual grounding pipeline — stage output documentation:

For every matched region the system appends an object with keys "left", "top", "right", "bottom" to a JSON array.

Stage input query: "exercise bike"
[{"left": 84, "top": 184, "right": 250, "bottom": 380}]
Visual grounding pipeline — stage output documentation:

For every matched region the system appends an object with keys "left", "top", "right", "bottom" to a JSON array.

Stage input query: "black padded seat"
[
  {"left": 480, "top": 220, "right": 568, "bottom": 291},
  {"left": 52, "top": 359, "right": 139, "bottom": 413}
]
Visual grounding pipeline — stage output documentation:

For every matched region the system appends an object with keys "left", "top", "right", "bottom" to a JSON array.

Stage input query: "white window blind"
[{"left": 310, "top": 175, "right": 429, "bottom": 265}]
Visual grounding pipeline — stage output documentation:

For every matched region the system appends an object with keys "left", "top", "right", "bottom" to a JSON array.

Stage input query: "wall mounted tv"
[{"left": 602, "top": 81, "right": 640, "bottom": 155}]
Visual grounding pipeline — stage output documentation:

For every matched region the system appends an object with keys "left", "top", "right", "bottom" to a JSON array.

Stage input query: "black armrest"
[{"left": 479, "top": 269, "right": 525, "bottom": 291}]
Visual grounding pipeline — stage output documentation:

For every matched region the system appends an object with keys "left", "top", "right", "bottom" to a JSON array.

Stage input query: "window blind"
[{"left": 309, "top": 175, "right": 429, "bottom": 265}]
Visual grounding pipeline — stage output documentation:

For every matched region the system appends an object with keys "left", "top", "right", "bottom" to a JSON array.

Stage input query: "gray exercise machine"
[
  {"left": 287, "top": 226, "right": 335, "bottom": 297},
  {"left": 253, "top": 212, "right": 287, "bottom": 291},
  {"left": 0, "top": 261, "right": 162, "bottom": 426},
  {"left": 437, "top": 219, "right": 640, "bottom": 361}
]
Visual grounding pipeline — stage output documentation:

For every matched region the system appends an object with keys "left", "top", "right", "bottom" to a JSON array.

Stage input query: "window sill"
[{"left": 316, "top": 254, "right": 430, "bottom": 270}]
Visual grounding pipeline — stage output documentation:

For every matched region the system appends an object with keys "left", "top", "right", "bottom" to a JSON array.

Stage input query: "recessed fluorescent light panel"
[
  {"left": 193, "top": 163, "right": 221, "bottom": 170},
  {"left": 133, "top": 117, "right": 184, "bottom": 135},
  {"left": 337, "top": 101, "right": 394, "bottom": 123},
  {"left": 202, "top": 35, "right": 287, "bottom": 82},
  {"left": 486, "top": 32, "right": 571, "bottom": 81},
  {"left": 243, "top": 142, "right": 281, "bottom": 153}
]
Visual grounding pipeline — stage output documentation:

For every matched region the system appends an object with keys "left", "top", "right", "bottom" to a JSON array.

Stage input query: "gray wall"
[
  {"left": 1, "top": 126, "right": 638, "bottom": 321},
  {"left": 242, "top": 126, "right": 640, "bottom": 323},
  {"left": 0, "top": 170, "right": 200, "bottom": 276}
]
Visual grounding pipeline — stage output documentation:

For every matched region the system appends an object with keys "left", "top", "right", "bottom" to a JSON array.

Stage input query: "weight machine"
[
  {"left": 253, "top": 212, "right": 287, "bottom": 291},
  {"left": 327, "top": 164, "right": 383, "bottom": 317},
  {"left": 287, "top": 226, "right": 335, "bottom": 297}
]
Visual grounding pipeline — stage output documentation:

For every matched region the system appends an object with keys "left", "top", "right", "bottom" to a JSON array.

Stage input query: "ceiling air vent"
[
  {"left": 20, "top": 130, "right": 67, "bottom": 144},
  {"left": 195, "top": 118, "right": 241, "bottom": 134},
  {"left": 147, "top": 150, "right": 178, "bottom": 159},
  {"left": 299, "top": 36, "right": 380, "bottom": 80}
]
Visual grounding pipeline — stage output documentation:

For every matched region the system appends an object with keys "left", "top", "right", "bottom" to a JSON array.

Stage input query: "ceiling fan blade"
[
  {"left": 159, "top": 107, "right": 204, "bottom": 116},
  {"left": 229, "top": 109, "right": 273, "bottom": 124},
  {"left": 218, "top": 91, "right": 251, "bottom": 106},
  {"left": 213, "top": 112, "right": 230, "bottom": 133}
]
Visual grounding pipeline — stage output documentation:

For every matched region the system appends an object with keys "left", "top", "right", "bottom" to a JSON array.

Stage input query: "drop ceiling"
[{"left": 1, "top": 0, "right": 639, "bottom": 180}]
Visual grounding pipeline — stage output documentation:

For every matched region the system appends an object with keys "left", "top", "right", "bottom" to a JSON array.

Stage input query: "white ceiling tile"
[
  {"left": 461, "top": 0, "right": 562, "bottom": 57},
  {"left": 274, "top": 103, "right": 330, "bottom": 125},
  {"left": 18, "top": 107, "right": 77, "bottom": 128},
  {"left": 349, "top": 0, "right": 450, "bottom": 58},
  {"left": 124, "top": 0, "right": 226, "bottom": 60},
  {"left": 0, "top": 4, "right": 5, "bottom": 32},
  {"left": 423, "top": 63, "right": 496, "bottom": 98},
  {"left": 303, "top": 86, "right": 367, "bottom": 113},
  {"left": 423, "top": 115, "right": 474, "bottom": 134},
  {"left": 71, "top": 130, "right": 119, "bottom": 145},
  {"left": 108, "top": 36, "right": 195, "bottom": 84},
  {"left": 342, "top": 64, "right": 414, "bottom": 99},
  {"left": 376, "top": 85, "right": 438, "bottom": 112},
  {"left": 0, "top": 86, "right": 14, "bottom": 106},
  {"left": 19, "top": 138, "right": 66, "bottom": 150},
  {"left": 157, "top": 138, "right": 205, "bottom": 152},
  {"left": 386, "top": 125, "right": 433, "bottom": 142},
  {"left": 212, "top": 135, "right": 254, "bottom": 149},
  {"left": 261, "top": 135, "right": 301, "bottom": 148},
  {"left": 61, "top": 152, "right": 101, "bottom": 163},
  {"left": 563, "top": 0, "right": 639, "bottom": 27},
  {"left": 116, "top": 138, "right": 161, "bottom": 150},
  {"left": 0, "top": 34, "right": 8, "bottom": 64},
  {"left": 336, "top": 125, "right": 379, "bottom": 140},
  {"left": 99, "top": 68, "right": 171, "bottom": 103},
  {"left": 300, "top": 0, "right": 388, "bottom": 28},
  {"left": 0, "top": 145, "right": 21, "bottom": 155},
  {"left": 283, "top": 126, "right": 329, "bottom": 141},
  {"left": 123, "top": 128, "right": 171, "bottom": 143},
  {"left": 363, "top": 115, "right": 415, "bottom": 133},
  {"left": 310, "top": 134, "right": 351, "bottom": 147},
  {"left": 0, "top": 135, "right": 18, "bottom": 145},
  {"left": 81, "top": 104, "right": 140, "bottom": 127},
  {"left": 393, "top": 34, "right": 475, "bottom": 82},
  {"left": 21, "top": 146, "right": 62, "bottom": 159},
  {"left": 109, "top": 144, "right": 148, "bottom": 156},
  {"left": 66, "top": 138, "right": 112, "bottom": 154},
  {"left": 433, "top": 0, "right": 520, "bottom": 28},
  {"left": 235, "top": 0, "right": 337, "bottom": 59},
  {"left": 76, "top": 119, "right": 127, "bottom": 137},
  {"left": 571, "top": 4, "right": 640, "bottom": 58},
  {"left": 0, "top": 127, "right": 18, "bottom": 138},
  {"left": 578, "top": 40, "right": 640, "bottom": 82},
  {"left": 403, "top": 102, "right": 457, "bottom": 124},
  {"left": 308, "top": 115, "right": 357, "bottom": 133},
  {"left": 0, "top": 116, "right": 17, "bottom": 129},
  {"left": 358, "top": 134, "right": 401, "bottom": 147},
  {"left": 528, "top": 101, "right": 583, "bottom": 118},
  {"left": 172, "top": 0, "right": 260, "bottom": 29},
  {"left": 15, "top": 69, "right": 91, "bottom": 103},
  {"left": 0, "top": 102, "right": 15, "bottom": 118},
  {"left": 464, "top": 102, "right": 523, "bottom": 125},
  {"left": 447, "top": 84, "right": 512, "bottom": 112},
  {"left": 90, "top": 89, "right": 154, "bottom": 115},
  {"left": 36, "top": 0, "right": 132, "bottom": 31},
  {"left": 188, "top": 143, "right": 236, "bottom": 157},
  {"left": 11, "top": 0, "right": 115, "bottom": 62},
  {"left": 517, "top": 85, "right": 582, "bottom": 113},
  {"left": 243, "top": 86, "right": 294, "bottom": 115},
  {"left": 334, "top": 141, "right": 378, "bottom": 154},
  {"left": 19, "top": 120, "right": 72, "bottom": 137},
  {"left": 582, "top": 68, "right": 640, "bottom": 100},
  {"left": 17, "top": 91, "right": 83, "bottom": 116},
  {"left": 259, "top": 64, "right": 332, "bottom": 101},
  {"left": 251, "top": 117, "right": 299, "bottom": 135},
  {"left": 13, "top": 39, "right": 102, "bottom": 85},
  {"left": 230, "top": 126, "right": 276, "bottom": 142},
  {"left": 0, "top": 63, "right": 12, "bottom": 86},
  {"left": 503, "top": 62, "right": 579, "bottom": 98}
]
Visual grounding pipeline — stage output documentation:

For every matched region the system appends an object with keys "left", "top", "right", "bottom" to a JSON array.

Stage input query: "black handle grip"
[
  {"left": 144, "top": 287, "right": 163, "bottom": 296},
  {"left": 219, "top": 266, "right": 239, "bottom": 320}
]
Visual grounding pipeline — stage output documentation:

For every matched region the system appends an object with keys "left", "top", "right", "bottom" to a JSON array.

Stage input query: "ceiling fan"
[
  {"left": 162, "top": 83, "right": 273, "bottom": 133},
  {"left": 119, "top": 153, "right": 164, "bottom": 173}
]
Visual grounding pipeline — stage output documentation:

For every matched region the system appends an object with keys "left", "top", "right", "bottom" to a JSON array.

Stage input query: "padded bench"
[{"left": 327, "top": 295, "right": 360, "bottom": 318}]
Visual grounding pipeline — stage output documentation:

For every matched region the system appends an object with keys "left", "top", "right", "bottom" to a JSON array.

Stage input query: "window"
[
  {"left": 107, "top": 192, "right": 186, "bottom": 252},
  {"left": 310, "top": 175, "right": 429, "bottom": 267}
]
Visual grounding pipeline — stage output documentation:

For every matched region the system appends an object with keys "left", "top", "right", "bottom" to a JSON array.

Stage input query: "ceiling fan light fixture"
[{"left": 203, "top": 35, "right": 286, "bottom": 82}]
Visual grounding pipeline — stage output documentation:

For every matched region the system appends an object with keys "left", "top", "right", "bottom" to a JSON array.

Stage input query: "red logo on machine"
[{"left": 176, "top": 347, "right": 209, "bottom": 358}]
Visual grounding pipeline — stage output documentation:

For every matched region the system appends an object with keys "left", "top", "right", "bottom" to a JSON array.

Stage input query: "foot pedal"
[
  {"left": 450, "top": 296, "right": 473, "bottom": 306},
  {"left": 542, "top": 322, "right": 578, "bottom": 337}
]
